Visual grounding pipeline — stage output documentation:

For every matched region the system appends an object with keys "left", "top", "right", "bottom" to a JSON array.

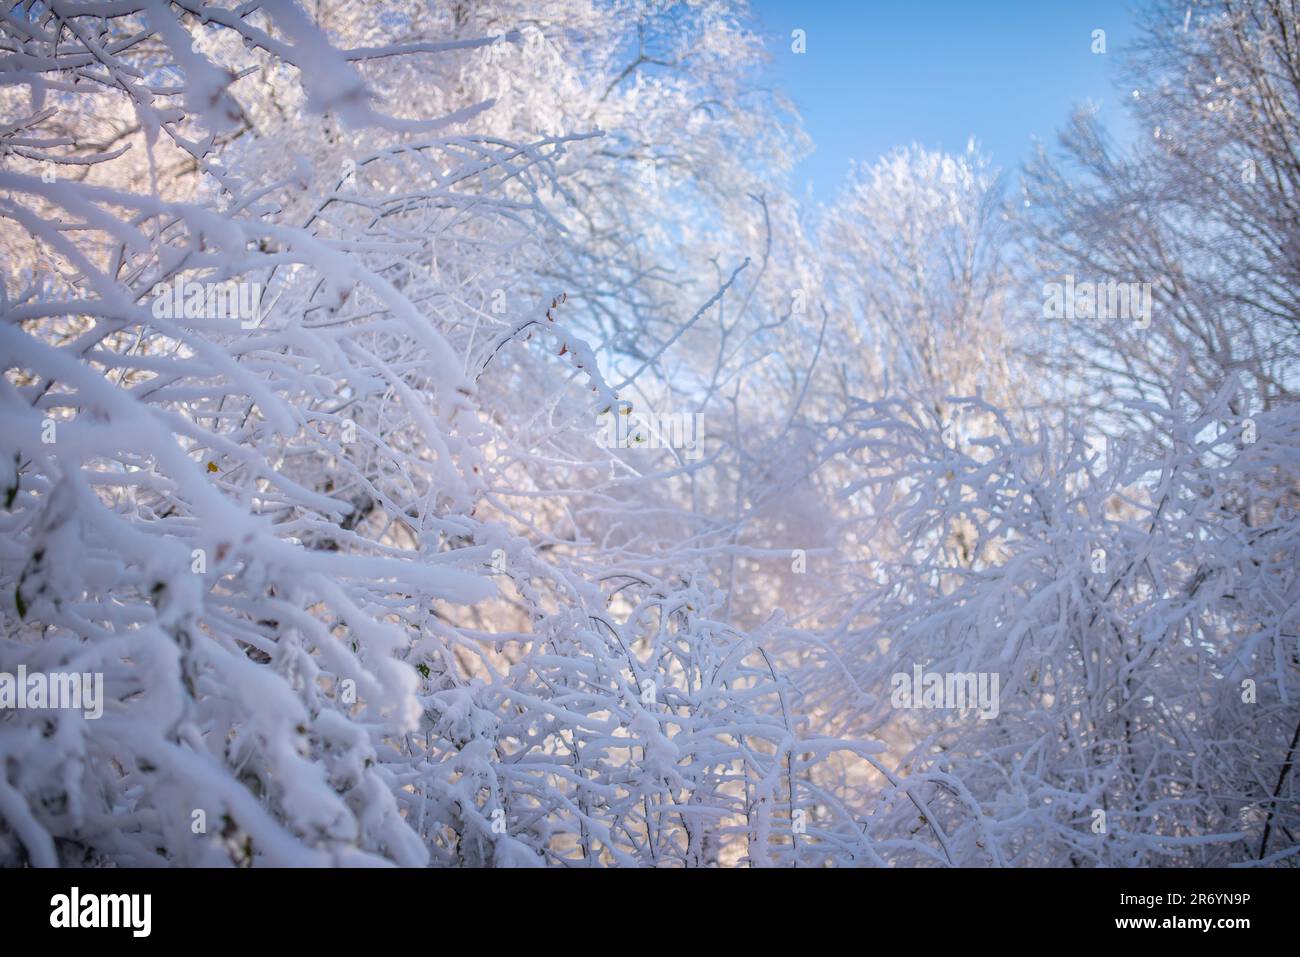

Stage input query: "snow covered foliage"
[
  {"left": 0, "top": 0, "right": 1297, "bottom": 868},
  {"left": 817, "top": 381, "right": 1299, "bottom": 866},
  {"left": 0, "top": 0, "right": 878, "bottom": 868}
]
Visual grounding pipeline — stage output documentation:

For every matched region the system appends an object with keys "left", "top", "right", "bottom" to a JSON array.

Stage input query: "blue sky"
[{"left": 749, "top": 0, "right": 1146, "bottom": 202}]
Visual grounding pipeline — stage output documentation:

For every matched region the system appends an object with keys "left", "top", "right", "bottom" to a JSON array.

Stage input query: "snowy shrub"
[
  {"left": 0, "top": 0, "right": 884, "bottom": 868},
  {"left": 820, "top": 378, "right": 1299, "bottom": 865}
]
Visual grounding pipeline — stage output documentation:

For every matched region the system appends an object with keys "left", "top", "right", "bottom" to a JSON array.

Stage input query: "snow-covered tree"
[
  {"left": 0, "top": 0, "right": 887, "bottom": 868},
  {"left": 0, "top": 0, "right": 1295, "bottom": 870},
  {"left": 1020, "top": 0, "right": 1300, "bottom": 426}
]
